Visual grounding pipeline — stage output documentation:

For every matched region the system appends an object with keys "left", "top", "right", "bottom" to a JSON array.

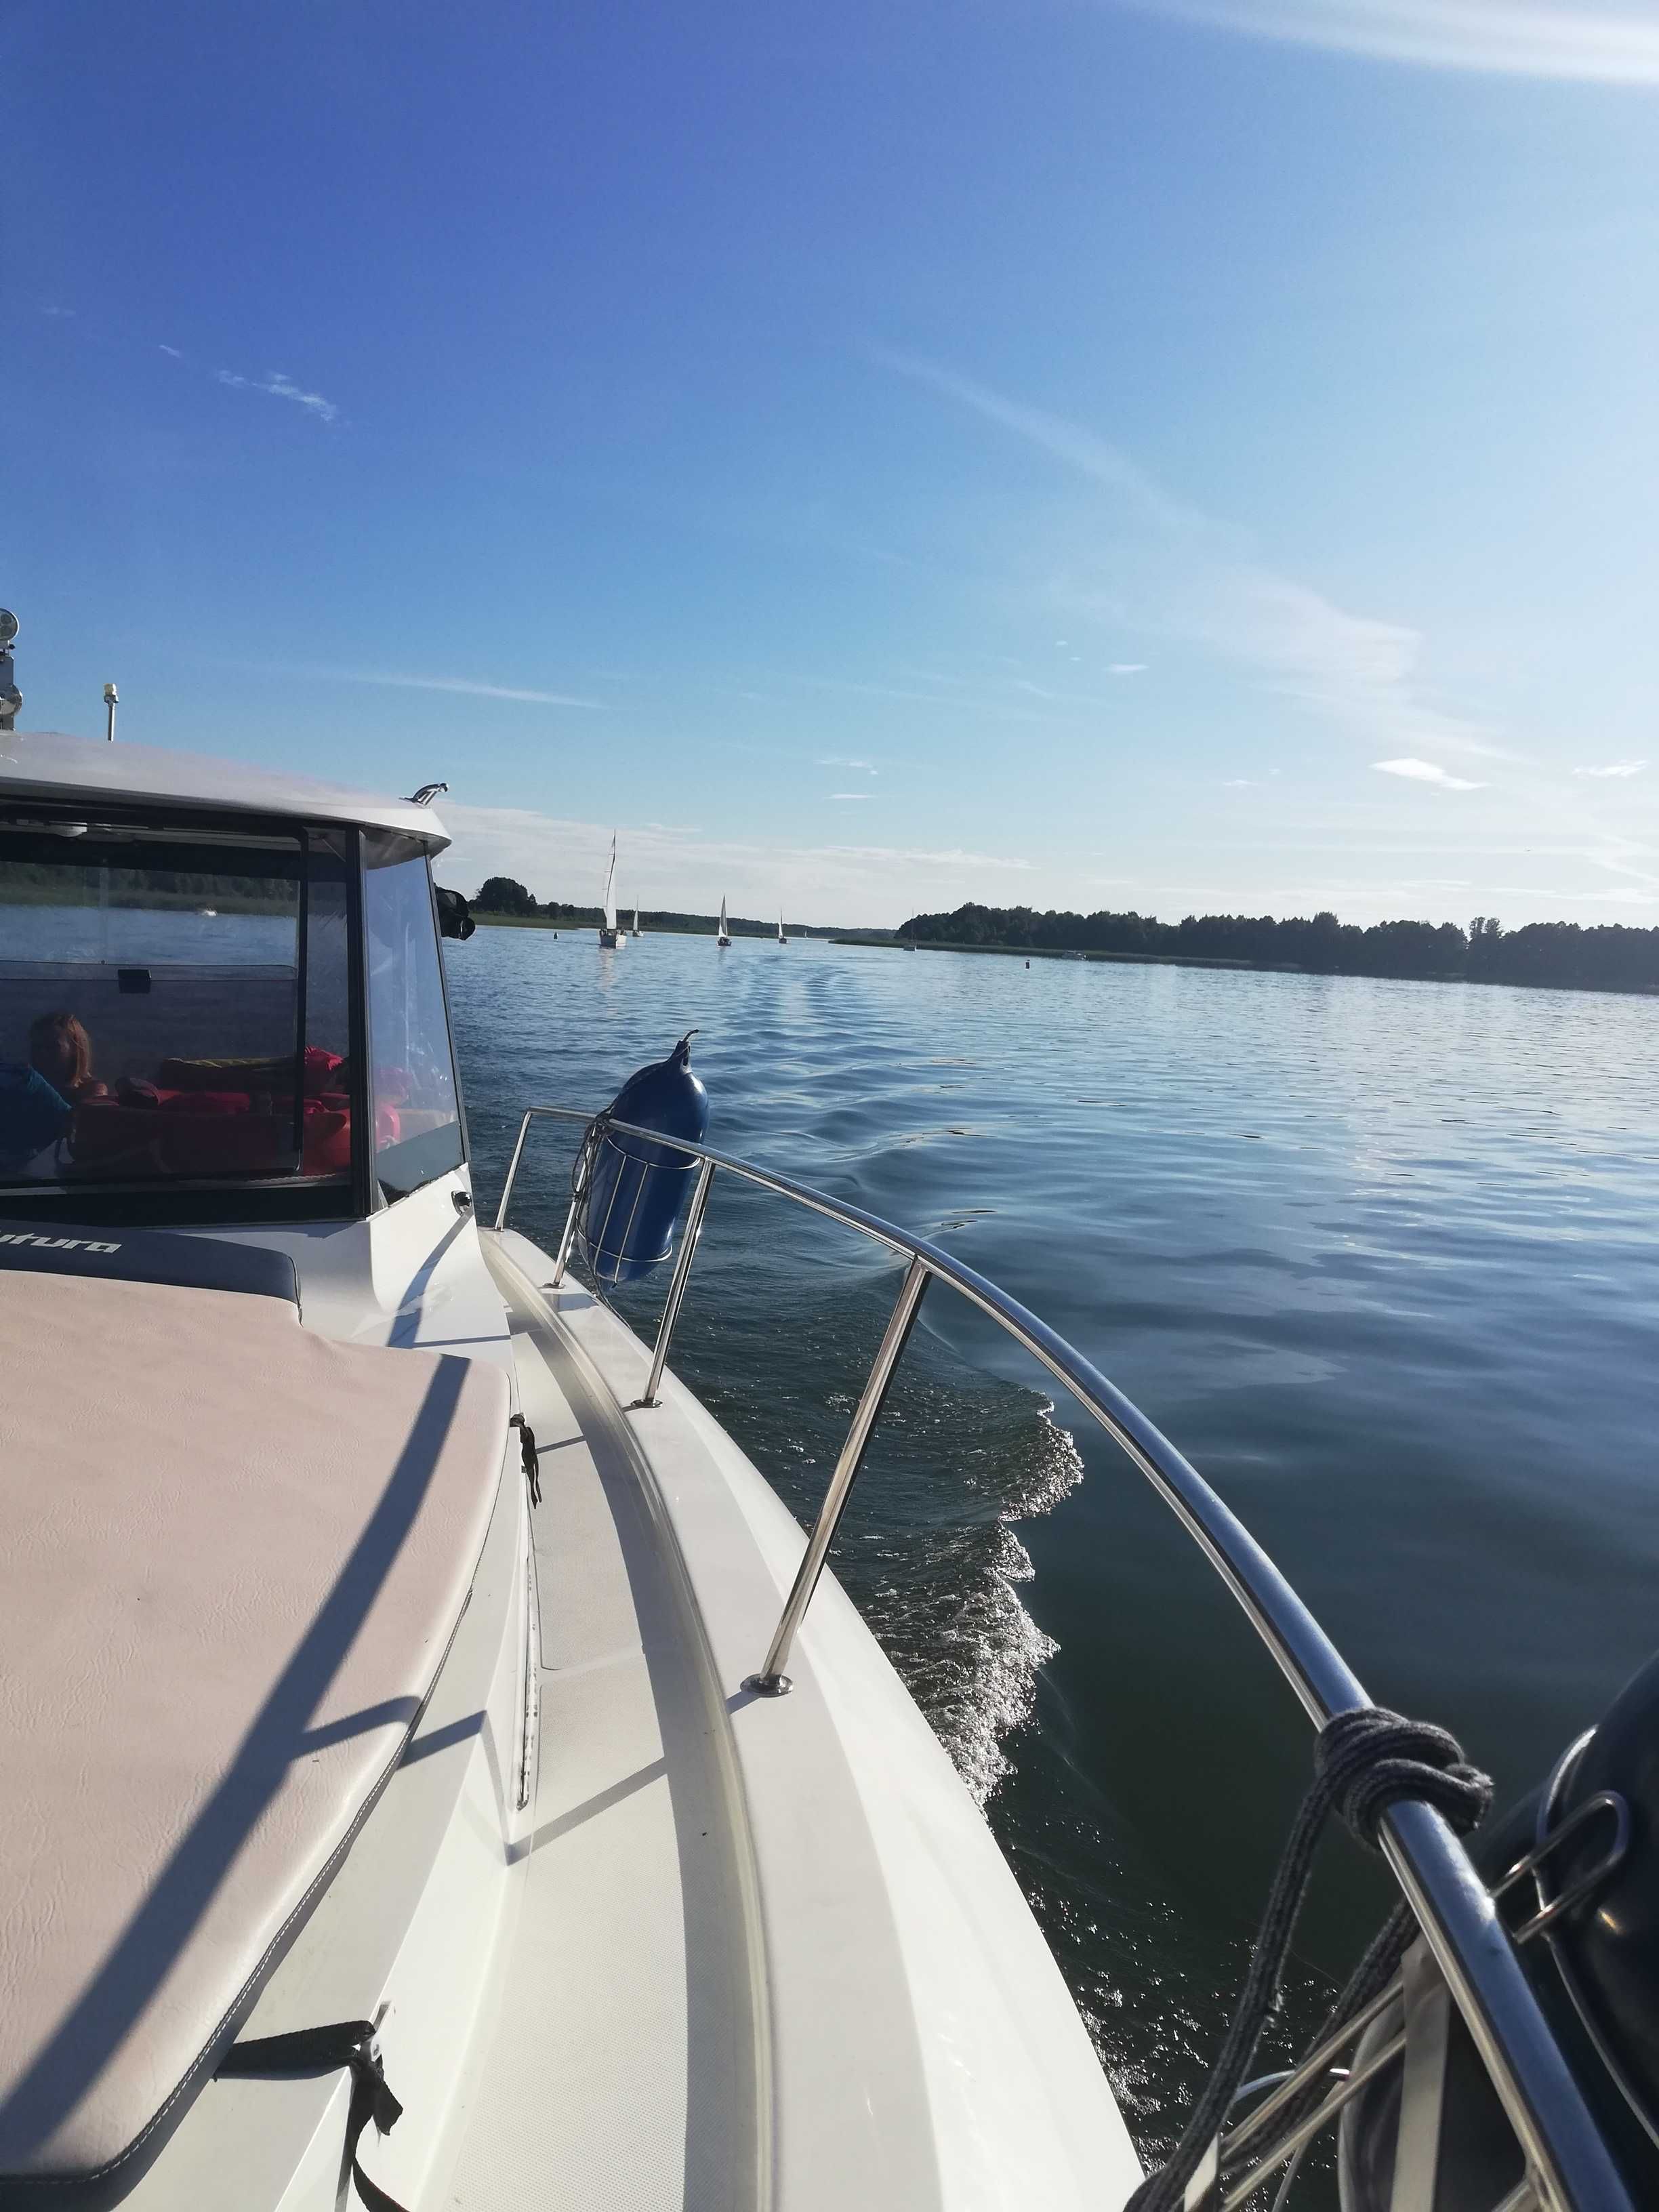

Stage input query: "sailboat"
[
  {"left": 776, "top": 907, "right": 787, "bottom": 946},
  {"left": 632, "top": 907, "right": 642, "bottom": 937},
  {"left": 598, "top": 833, "right": 626, "bottom": 947},
  {"left": 716, "top": 895, "right": 731, "bottom": 948}
]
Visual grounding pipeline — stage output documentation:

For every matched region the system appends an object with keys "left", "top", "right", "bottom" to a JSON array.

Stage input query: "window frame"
[
  {"left": 359, "top": 833, "right": 468, "bottom": 1207},
  {"left": 0, "top": 799, "right": 365, "bottom": 1227}
]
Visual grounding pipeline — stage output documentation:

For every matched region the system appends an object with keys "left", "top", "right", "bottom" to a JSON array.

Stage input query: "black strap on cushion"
[
  {"left": 510, "top": 1412, "right": 541, "bottom": 1505},
  {"left": 218, "top": 2020, "right": 407, "bottom": 2212}
]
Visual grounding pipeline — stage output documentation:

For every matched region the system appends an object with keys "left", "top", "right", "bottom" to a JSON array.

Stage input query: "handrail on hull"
[{"left": 493, "top": 1101, "right": 1631, "bottom": 2212}]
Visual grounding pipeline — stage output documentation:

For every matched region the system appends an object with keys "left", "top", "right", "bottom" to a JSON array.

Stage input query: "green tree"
[{"left": 475, "top": 875, "right": 537, "bottom": 916}]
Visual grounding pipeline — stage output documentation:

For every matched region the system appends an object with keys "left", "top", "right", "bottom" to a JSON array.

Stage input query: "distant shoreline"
[{"left": 832, "top": 935, "right": 1659, "bottom": 995}]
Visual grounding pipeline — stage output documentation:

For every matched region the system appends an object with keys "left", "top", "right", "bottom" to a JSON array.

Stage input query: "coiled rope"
[{"left": 1126, "top": 1706, "right": 1492, "bottom": 2212}]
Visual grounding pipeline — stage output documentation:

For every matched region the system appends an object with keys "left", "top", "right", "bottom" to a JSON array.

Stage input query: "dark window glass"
[
  {"left": 363, "top": 838, "right": 463, "bottom": 1197},
  {"left": 0, "top": 825, "right": 353, "bottom": 1201}
]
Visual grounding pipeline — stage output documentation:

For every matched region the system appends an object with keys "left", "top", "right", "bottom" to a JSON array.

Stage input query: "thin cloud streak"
[
  {"left": 1109, "top": 0, "right": 1659, "bottom": 84},
  {"left": 297, "top": 667, "right": 607, "bottom": 708},
  {"left": 1575, "top": 759, "right": 1647, "bottom": 777},
  {"left": 871, "top": 346, "right": 1500, "bottom": 760},
  {"left": 1373, "top": 757, "right": 1486, "bottom": 790},
  {"left": 216, "top": 367, "right": 339, "bottom": 425}
]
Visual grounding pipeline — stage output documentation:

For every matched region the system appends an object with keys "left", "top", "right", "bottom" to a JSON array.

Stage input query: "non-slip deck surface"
[{"left": 442, "top": 1269, "right": 759, "bottom": 2212}]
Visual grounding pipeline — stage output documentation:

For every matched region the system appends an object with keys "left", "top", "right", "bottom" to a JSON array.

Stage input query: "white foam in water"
[{"left": 926, "top": 1404, "right": 1083, "bottom": 1806}]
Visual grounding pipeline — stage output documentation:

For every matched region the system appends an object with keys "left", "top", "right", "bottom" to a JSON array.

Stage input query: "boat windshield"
[{"left": 0, "top": 815, "right": 354, "bottom": 1210}]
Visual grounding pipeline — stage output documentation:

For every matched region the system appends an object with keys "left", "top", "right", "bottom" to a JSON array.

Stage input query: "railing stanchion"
[
  {"left": 636, "top": 1157, "right": 716, "bottom": 1406},
  {"left": 747, "top": 1254, "right": 930, "bottom": 1695},
  {"left": 548, "top": 1194, "right": 581, "bottom": 1288},
  {"left": 495, "top": 1109, "right": 537, "bottom": 1232}
]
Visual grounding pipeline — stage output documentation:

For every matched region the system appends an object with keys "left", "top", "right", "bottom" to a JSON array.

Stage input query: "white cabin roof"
[{"left": 0, "top": 729, "right": 450, "bottom": 850}]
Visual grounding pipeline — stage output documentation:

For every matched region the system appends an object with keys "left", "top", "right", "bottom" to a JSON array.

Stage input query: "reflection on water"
[{"left": 450, "top": 928, "right": 1659, "bottom": 2153}]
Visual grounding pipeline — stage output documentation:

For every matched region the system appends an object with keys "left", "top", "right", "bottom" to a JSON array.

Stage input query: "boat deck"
[
  {"left": 440, "top": 1233, "right": 1136, "bottom": 2212},
  {"left": 441, "top": 1267, "right": 761, "bottom": 2211}
]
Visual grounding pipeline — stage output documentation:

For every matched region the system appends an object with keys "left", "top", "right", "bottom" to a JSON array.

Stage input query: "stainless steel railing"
[{"left": 493, "top": 1102, "right": 1632, "bottom": 2212}]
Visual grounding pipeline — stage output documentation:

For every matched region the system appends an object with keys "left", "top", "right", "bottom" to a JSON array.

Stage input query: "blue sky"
[{"left": 5, "top": 0, "right": 1657, "bottom": 926}]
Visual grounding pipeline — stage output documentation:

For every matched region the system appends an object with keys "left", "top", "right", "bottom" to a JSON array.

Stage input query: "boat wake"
[{"left": 657, "top": 1254, "right": 1085, "bottom": 1806}]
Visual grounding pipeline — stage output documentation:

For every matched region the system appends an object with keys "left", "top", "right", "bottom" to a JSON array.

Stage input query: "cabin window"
[
  {"left": 363, "top": 834, "right": 464, "bottom": 1200},
  {"left": 0, "top": 819, "right": 354, "bottom": 1208}
]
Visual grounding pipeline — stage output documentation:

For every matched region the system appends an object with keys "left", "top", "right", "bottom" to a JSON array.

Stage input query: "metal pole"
[
  {"left": 494, "top": 1110, "right": 536, "bottom": 1232},
  {"left": 636, "top": 1156, "right": 716, "bottom": 1408},
  {"left": 548, "top": 1196, "right": 581, "bottom": 1286},
  {"left": 749, "top": 1254, "right": 930, "bottom": 1694},
  {"left": 1, "top": 610, "right": 22, "bottom": 733},
  {"left": 104, "top": 682, "right": 118, "bottom": 742}
]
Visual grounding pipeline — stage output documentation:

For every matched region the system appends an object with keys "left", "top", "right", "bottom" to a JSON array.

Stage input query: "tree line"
[
  {"left": 472, "top": 876, "right": 824, "bottom": 939},
  {"left": 895, "top": 903, "right": 1659, "bottom": 993}
]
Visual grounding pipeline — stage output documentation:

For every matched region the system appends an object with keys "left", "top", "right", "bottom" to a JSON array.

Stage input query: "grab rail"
[{"left": 493, "top": 1102, "right": 1631, "bottom": 2212}]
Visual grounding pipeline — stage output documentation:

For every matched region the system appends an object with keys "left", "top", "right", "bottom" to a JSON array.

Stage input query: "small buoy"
[
  {"left": 577, "top": 1033, "right": 710, "bottom": 1286},
  {"left": 1025, "top": 960, "right": 1030, "bottom": 970}
]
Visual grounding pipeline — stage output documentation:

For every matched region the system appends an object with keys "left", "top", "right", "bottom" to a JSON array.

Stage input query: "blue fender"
[{"left": 578, "top": 1033, "right": 710, "bottom": 1286}]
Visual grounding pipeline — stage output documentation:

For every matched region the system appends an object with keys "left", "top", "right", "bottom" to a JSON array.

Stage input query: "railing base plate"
[{"left": 743, "top": 1673, "right": 792, "bottom": 1698}]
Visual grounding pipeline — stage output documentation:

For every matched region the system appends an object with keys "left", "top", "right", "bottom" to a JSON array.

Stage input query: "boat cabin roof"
[{"left": 1, "top": 730, "right": 449, "bottom": 849}]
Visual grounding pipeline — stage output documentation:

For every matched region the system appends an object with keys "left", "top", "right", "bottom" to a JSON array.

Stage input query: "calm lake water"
[{"left": 449, "top": 925, "right": 1659, "bottom": 2151}]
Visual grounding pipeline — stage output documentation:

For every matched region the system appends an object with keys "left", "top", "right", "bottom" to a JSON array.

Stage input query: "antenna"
[
  {"left": 0, "top": 609, "right": 20, "bottom": 733},
  {"left": 103, "top": 681, "right": 119, "bottom": 743}
]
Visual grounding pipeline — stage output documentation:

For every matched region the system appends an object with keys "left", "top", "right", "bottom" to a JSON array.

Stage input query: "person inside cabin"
[
  {"left": 28, "top": 1012, "right": 108, "bottom": 1103},
  {"left": 0, "top": 1060, "right": 73, "bottom": 1175}
]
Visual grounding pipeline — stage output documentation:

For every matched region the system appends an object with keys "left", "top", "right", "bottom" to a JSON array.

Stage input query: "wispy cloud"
[
  {"left": 284, "top": 665, "right": 607, "bottom": 708},
  {"left": 159, "top": 343, "right": 183, "bottom": 359},
  {"left": 824, "top": 844, "right": 1033, "bottom": 869},
  {"left": 1108, "top": 662, "right": 1148, "bottom": 675},
  {"left": 831, "top": 792, "right": 873, "bottom": 800},
  {"left": 817, "top": 754, "right": 880, "bottom": 774},
  {"left": 437, "top": 803, "right": 1032, "bottom": 926},
  {"left": 216, "top": 367, "right": 339, "bottom": 426},
  {"left": 870, "top": 346, "right": 1498, "bottom": 761},
  {"left": 1574, "top": 759, "right": 1647, "bottom": 777},
  {"left": 1373, "top": 757, "right": 1486, "bottom": 791},
  {"left": 40, "top": 304, "right": 75, "bottom": 319},
  {"left": 1110, "top": 0, "right": 1659, "bottom": 84},
  {"left": 792, "top": 671, "right": 1061, "bottom": 724}
]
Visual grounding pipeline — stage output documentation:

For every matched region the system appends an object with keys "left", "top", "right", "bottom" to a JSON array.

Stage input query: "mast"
[{"left": 602, "top": 835, "right": 617, "bottom": 933}]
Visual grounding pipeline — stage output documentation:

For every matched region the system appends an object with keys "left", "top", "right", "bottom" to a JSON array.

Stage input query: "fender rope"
[{"left": 1125, "top": 1707, "right": 1491, "bottom": 2212}]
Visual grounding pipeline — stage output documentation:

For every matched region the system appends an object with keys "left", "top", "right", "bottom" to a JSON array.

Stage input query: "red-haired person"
[{"left": 28, "top": 1012, "right": 108, "bottom": 1103}]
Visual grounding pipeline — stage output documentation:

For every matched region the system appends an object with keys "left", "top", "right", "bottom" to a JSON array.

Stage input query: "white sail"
[
  {"left": 602, "top": 835, "right": 617, "bottom": 933},
  {"left": 777, "top": 908, "right": 786, "bottom": 943},
  {"left": 632, "top": 907, "right": 640, "bottom": 935},
  {"left": 717, "top": 895, "right": 729, "bottom": 944}
]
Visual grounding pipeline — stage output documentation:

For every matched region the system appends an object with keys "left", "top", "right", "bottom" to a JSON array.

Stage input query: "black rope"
[
  {"left": 1126, "top": 1708, "right": 1491, "bottom": 2212},
  {"left": 510, "top": 1412, "right": 541, "bottom": 1505},
  {"left": 218, "top": 2020, "right": 407, "bottom": 2212}
]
